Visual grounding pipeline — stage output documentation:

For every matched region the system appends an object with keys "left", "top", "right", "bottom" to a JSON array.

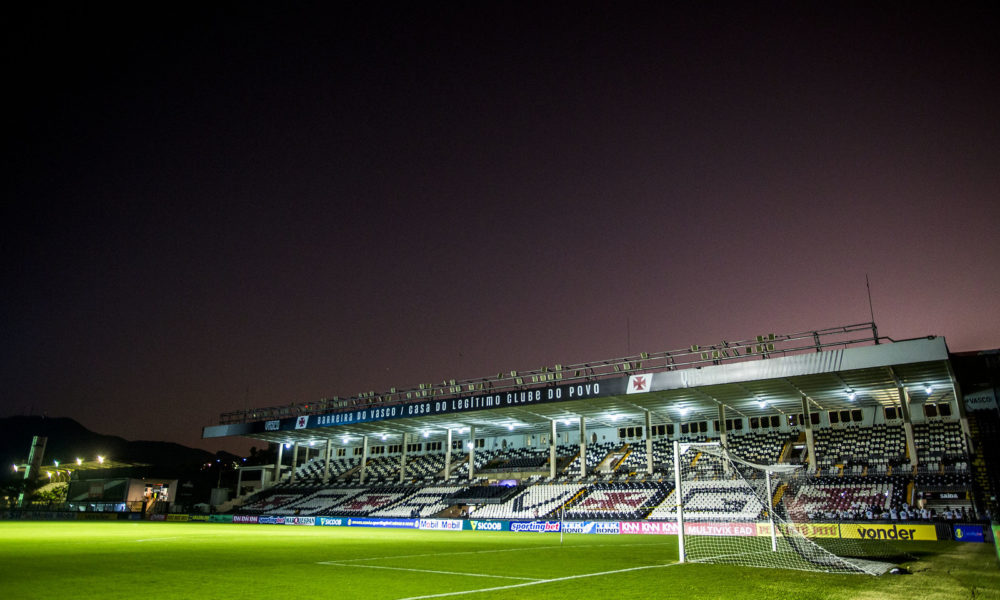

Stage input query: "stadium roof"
[{"left": 204, "top": 323, "right": 958, "bottom": 446}]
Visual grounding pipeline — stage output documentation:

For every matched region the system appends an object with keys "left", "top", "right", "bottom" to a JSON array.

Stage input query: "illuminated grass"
[{"left": 0, "top": 521, "right": 997, "bottom": 600}]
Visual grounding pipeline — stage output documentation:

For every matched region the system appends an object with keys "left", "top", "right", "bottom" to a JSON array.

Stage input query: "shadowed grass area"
[{"left": 0, "top": 521, "right": 996, "bottom": 600}]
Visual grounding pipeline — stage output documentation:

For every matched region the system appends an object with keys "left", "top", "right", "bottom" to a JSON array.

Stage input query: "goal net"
[{"left": 667, "top": 441, "right": 898, "bottom": 575}]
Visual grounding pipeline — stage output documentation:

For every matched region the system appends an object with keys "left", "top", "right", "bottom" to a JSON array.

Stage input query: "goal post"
[{"left": 671, "top": 440, "right": 896, "bottom": 575}]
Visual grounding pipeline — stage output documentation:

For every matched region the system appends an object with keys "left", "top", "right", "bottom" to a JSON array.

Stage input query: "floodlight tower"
[{"left": 16, "top": 436, "right": 48, "bottom": 508}]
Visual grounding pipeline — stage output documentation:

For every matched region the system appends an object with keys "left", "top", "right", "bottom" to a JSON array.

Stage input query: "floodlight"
[
  {"left": 422, "top": 431, "right": 429, "bottom": 438},
  {"left": 507, "top": 424, "right": 514, "bottom": 431},
  {"left": 925, "top": 385, "right": 933, "bottom": 395},
  {"left": 757, "top": 400, "right": 767, "bottom": 409},
  {"left": 47, "top": 472, "right": 52, "bottom": 479},
  {"left": 679, "top": 406, "right": 689, "bottom": 416},
  {"left": 284, "top": 443, "right": 291, "bottom": 449},
  {"left": 309, "top": 440, "right": 315, "bottom": 446},
  {"left": 847, "top": 391, "right": 857, "bottom": 401},
  {"left": 11, "top": 465, "right": 16, "bottom": 472},
  {"left": 76, "top": 458, "right": 82, "bottom": 465},
  {"left": 466, "top": 442, "right": 473, "bottom": 449},
  {"left": 97, "top": 455, "right": 104, "bottom": 464},
  {"left": 380, "top": 434, "right": 387, "bottom": 441}
]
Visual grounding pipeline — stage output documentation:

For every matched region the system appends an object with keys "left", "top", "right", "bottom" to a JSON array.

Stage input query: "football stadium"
[{"left": 3, "top": 322, "right": 1000, "bottom": 599}]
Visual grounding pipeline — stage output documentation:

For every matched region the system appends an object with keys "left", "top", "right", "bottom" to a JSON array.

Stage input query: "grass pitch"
[{"left": 0, "top": 521, "right": 997, "bottom": 600}]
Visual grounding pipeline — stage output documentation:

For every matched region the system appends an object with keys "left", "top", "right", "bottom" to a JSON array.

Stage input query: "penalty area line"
[
  {"left": 395, "top": 562, "right": 681, "bottom": 600},
  {"left": 316, "top": 562, "right": 540, "bottom": 581}
]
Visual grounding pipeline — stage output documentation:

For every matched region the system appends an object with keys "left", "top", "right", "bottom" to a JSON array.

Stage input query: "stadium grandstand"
[{"left": 204, "top": 322, "right": 999, "bottom": 571}]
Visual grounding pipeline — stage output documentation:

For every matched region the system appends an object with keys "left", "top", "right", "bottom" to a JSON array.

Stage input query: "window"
[
  {"left": 839, "top": 410, "right": 851, "bottom": 423},
  {"left": 681, "top": 423, "right": 690, "bottom": 434},
  {"left": 851, "top": 409, "right": 863, "bottom": 422},
  {"left": 336, "top": 448, "right": 346, "bottom": 457},
  {"left": 750, "top": 417, "right": 760, "bottom": 429},
  {"left": 618, "top": 428, "right": 627, "bottom": 439},
  {"left": 884, "top": 406, "right": 898, "bottom": 420},
  {"left": 924, "top": 404, "right": 938, "bottom": 418},
  {"left": 666, "top": 424, "right": 675, "bottom": 435},
  {"left": 938, "top": 403, "right": 952, "bottom": 417},
  {"left": 770, "top": 415, "right": 780, "bottom": 428},
  {"left": 829, "top": 411, "right": 840, "bottom": 424},
  {"left": 699, "top": 421, "right": 708, "bottom": 433},
  {"left": 733, "top": 419, "right": 743, "bottom": 430}
]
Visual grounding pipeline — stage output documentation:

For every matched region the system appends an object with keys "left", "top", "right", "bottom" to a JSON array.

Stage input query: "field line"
[
  {"left": 395, "top": 562, "right": 680, "bottom": 600},
  {"left": 327, "top": 540, "right": 675, "bottom": 564},
  {"left": 317, "top": 562, "right": 541, "bottom": 580}
]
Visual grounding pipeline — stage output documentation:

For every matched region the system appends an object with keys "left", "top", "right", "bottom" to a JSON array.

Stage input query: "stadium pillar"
[
  {"left": 718, "top": 405, "right": 728, "bottom": 448},
  {"left": 579, "top": 417, "right": 587, "bottom": 478},
  {"left": 468, "top": 426, "right": 476, "bottom": 481},
  {"left": 801, "top": 395, "right": 817, "bottom": 472},
  {"left": 645, "top": 410, "right": 654, "bottom": 475},
  {"left": 360, "top": 436, "right": 369, "bottom": 485},
  {"left": 273, "top": 443, "right": 284, "bottom": 485},
  {"left": 290, "top": 443, "right": 299, "bottom": 484},
  {"left": 445, "top": 429, "right": 453, "bottom": 480},
  {"left": 550, "top": 420, "right": 557, "bottom": 479},
  {"left": 400, "top": 433, "right": 408, "bottom": 484},
  {"left": 718, "top": 405, "right": 730, "bottom": 475},
  {"left": 898, "top": 386, "right": 918, "bottom": 468},
  {"left": 322, "top": 440, "right": 331, "bottom": 484}
]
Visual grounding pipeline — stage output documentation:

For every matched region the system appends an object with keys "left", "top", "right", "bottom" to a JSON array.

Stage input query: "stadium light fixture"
[
  {"left": 679, "top": 406, "right": 689, "bottom": 416},
  {"left": 76, "top": 458, "right": 82, "bottom": 465},
  {"left": 925, "top": 384, "right": 933, "bottom": 395},
  {"left": 507, "top": 424, "right": 515, "bottom": 431},
  {"left": 284, "top": 443, "right": 291, "bottom": 449},
  {"left": 309, "top": 440, "right": 315, "bottom": 446},
  {"left": 757, "top": 398, "right": 767, "bottom": 409},
  {"left": 380, "top": 434, "right": 387, "bottom": 441},
  {"left": 97, "top": 455, "right": 104, "bottom": 464},
  {"left": 342, "top": 436, "right": 349, "bottom": 444},
  {"left": 11, "top": 465, "right": 16, "bottom": 473},
  {"left": 47, "top": 472, "right": 52, "bottom": 479},
  {"left": 847, "top": 391, "right": 857, "bottom": 401},
  {"left": 54, "top": 460, "right": 59, "bottom": 467},
  {"left": 422, "top": 431, "right": 429, "bottom": 438}
]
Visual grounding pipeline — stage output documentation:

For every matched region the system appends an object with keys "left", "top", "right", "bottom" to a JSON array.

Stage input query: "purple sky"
[{"left": 4, "top": 3, "right": 999, "bottom": 454}]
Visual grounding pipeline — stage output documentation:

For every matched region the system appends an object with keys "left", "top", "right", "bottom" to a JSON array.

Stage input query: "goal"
[{"left": 668, "top": 441, "right": 897, "bottom": 575}]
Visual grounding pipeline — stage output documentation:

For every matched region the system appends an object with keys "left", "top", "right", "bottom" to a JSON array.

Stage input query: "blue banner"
[
  {"left": 509, "top": 520, "right": 562, "bottom": 533},
  {"left": 953, "top": 524, "right": 985, "bottom": 543}
]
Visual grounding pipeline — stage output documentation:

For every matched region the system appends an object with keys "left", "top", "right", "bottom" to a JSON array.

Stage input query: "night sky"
[{"left": 4, "top": 3, "right": 999, "bottom": 454}]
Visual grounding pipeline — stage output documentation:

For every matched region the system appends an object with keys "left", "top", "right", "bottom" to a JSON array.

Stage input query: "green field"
[{"left": 0, "top": 521, "right": 997, "bottom": 600}]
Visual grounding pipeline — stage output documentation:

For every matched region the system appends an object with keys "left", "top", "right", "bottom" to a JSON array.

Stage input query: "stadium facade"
[{"left": 204, "top": 322, "right": 999, "bottom": 520}]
